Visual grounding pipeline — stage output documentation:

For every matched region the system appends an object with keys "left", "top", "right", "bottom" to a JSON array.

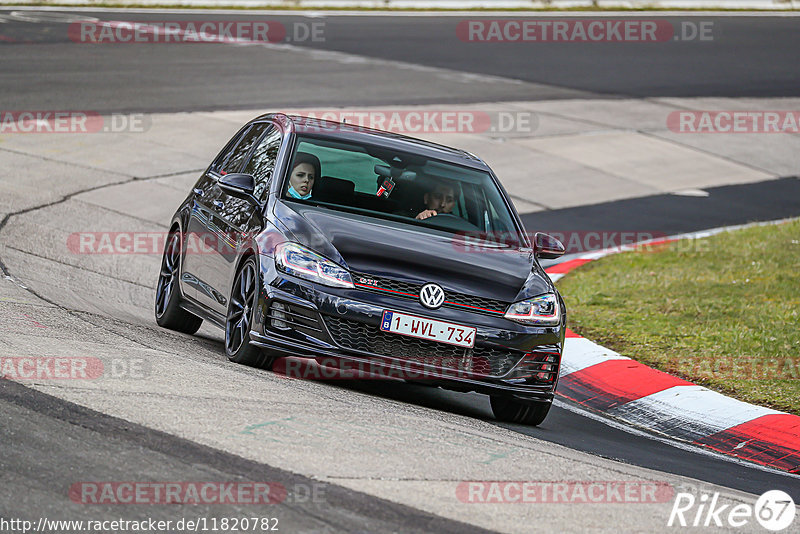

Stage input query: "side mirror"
[
  {"left": 219, "top": 173, "right": 257, "bottom": 202},
  {"left": 534, "top": 232, "right": 565, "bottom": 259}
]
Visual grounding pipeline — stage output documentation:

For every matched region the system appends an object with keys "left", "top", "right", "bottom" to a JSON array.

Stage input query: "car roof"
[{"left": 253, "top": 113, "right": 491, "bottom": 171}]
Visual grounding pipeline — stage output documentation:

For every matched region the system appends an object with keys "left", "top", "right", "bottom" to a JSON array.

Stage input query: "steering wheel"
[{"left": 425, "top": 212, "right": 481, "bottom": 232}]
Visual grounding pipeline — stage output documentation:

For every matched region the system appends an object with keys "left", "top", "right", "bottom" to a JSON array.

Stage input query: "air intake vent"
[{"left": 267, "top": 301, "right": 323, "bottom": 335}]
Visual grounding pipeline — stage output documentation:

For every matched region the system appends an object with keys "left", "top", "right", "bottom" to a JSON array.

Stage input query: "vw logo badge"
[{"left": 419, "top": 283, "right": 445, "bottom": 309}]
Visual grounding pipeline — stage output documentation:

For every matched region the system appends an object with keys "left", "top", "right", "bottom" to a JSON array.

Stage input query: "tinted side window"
[
  {"left": 210, "top": 125, "right": 251, "bottom": 174},
  {"left": 244, "top": 126, "right": 282, "bottom": 202},
  {"left": 222, "top": 123, "right": 270, "bottom": 175}
]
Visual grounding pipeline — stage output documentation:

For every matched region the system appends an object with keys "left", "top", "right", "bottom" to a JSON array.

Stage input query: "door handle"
[
  {"left": 193, "top": 188, "right": 204, "bottom": 197},
  {"left": 212, "top": 200, "right": 225, "bottom": 210}
]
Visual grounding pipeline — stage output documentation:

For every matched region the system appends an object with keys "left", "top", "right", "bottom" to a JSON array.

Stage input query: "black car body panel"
[
  {"left": 164, "top": 113, "right": 567, "bottom": 408},
  {"left": 274, "top": 202, "right": 552, "bottom": 303}
]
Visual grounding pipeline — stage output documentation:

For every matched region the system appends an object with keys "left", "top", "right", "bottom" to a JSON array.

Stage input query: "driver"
[{"left": 415, "top": 180, "right": 456, "bottom": 220}]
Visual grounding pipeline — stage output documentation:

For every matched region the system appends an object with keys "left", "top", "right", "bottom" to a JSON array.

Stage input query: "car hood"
[{"left": 274, "top": 201, "right": 552, "bottom": 303}]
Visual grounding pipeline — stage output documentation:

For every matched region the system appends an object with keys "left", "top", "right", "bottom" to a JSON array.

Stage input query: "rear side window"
[
  {"left": 244, "top": 126, "right": 282, "bottom": 202},
  {"left": 212, "top": 123, "right": 269, "bottom": 175},
  {"left": 210, "top": 125, "right": 249, "bottom": 174}
]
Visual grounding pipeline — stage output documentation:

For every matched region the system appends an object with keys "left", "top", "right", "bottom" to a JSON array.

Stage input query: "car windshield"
[{"left": 281, "top": 135, "right": 523, "bottom": 246}]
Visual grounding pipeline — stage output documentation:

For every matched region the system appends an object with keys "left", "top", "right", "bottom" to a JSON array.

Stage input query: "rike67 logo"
[{"left": 668, "top": 490, "right": 796, "bottom": 531}]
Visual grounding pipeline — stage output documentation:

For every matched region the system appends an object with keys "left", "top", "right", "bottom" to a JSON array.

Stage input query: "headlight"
[
  {"left": 275, "top": 242, "right": 354, "bottom": 288},
  {"left": 504, "top": 293, "right": 560, "bottom": 326}
]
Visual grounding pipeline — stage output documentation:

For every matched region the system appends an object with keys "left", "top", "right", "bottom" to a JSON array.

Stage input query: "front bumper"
[{"left": 250, "top": 270, "right": 564, "bottom": 402}]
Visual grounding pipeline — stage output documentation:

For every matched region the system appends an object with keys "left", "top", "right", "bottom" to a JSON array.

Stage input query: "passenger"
[
  {"left": 415, "top": 180, "right": 457, "bottom": 220},
  {"left": 287, "top": 152, "right": 320, "bottom": 200}
]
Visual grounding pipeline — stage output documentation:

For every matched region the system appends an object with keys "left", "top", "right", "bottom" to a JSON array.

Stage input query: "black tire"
[
  {"left": 225, "top": 257, "right": 276, "bottom": 370},
  {"left": 155, "top": 230, "right": 203, "bottom": 334},
  {"left": 490, "top": 396, "right": 552, "bottom": 426}
]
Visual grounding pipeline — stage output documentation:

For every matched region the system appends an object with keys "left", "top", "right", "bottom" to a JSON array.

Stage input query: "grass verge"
[{"left": 556, "top": 219, "right": 800, "bottom": 415}]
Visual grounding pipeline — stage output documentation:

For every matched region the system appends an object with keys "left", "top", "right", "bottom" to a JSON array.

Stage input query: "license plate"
[{"left": 379, "top": 310, "right": 476, "bottom": 348}]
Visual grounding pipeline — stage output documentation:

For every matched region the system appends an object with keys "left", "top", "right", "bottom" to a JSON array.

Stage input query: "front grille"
[
  {"left": 323, "top": 316, "right": 524, "bottom": 378},
  {"left": 359, "top": 276, "right": 418, "bottom": 295},
  {"left": 448, "top": 292, "right": 509, "bottom": 314},
  {"left": 351, "top": 272, "right": 509, "bottom": 316}
]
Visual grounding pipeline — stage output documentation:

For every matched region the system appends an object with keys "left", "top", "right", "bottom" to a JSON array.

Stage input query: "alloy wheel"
[
  {"left": 226, "top": 261, "right": 256, "bottom": 355},
  {"left": 155, "top": 232, "right": 180, "bottom": 318}
]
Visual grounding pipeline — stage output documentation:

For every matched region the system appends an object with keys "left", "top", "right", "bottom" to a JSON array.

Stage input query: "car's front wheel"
[
  {"left": 490, "top": 396, "right": 552, "bottom": 426},
  {"left": 155, "top": 230, "right": 203, "bottom": 334},
  {"left": 225, "top": 257, "right": 276, "bottom": 369}
]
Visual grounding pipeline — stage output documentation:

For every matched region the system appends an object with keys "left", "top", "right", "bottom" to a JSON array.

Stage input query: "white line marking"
[
  {"left": 560, "top": 337, "right": 629, "bottom": 376},
  {"left": 672, "top": 188, "right": 710, "bottom": 197},
  {"left": 608, "top": 385, "right": 783, "bottom": 441},
  {"left": 8, "top": 10, "right": 99, "bottom": 23}
]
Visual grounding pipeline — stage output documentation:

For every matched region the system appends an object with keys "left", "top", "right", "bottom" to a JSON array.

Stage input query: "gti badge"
[{"left": 419, "top": 283, "right": 445, "bottom": 309}]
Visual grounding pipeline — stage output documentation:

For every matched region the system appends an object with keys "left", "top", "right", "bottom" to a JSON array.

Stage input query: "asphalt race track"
[
  {"left": 1, "top": 8, "right": 800, "bottom": 533},
  {"left": 2, "top": 11, "right": 800, "bottom": 112}
]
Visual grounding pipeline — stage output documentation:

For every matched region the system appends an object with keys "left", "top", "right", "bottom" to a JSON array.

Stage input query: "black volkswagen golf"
[{"left": 156, "top": 113, "right": 566, "bottom": 425}]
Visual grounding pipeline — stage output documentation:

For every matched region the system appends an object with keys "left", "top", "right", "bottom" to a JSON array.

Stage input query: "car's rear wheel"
[
  {"left": 490, "top": 396, "right": 552, "bottom": 426},
  {"left": 225, "top": 257, "right": 276, "bottom": 369},
  {"left": 155, "top": 230, "right": 203, "bottom": 334}
]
